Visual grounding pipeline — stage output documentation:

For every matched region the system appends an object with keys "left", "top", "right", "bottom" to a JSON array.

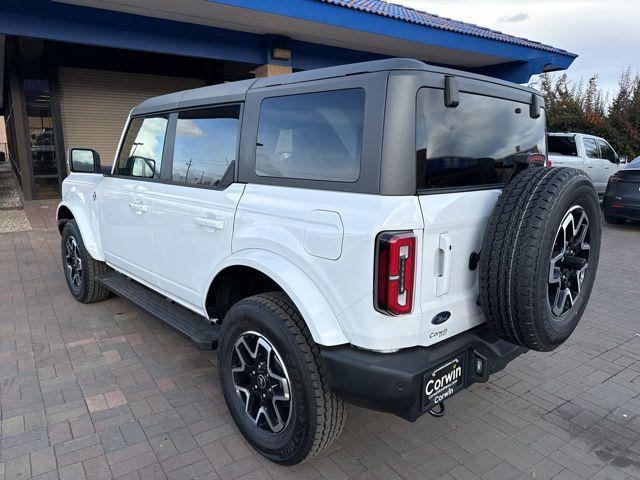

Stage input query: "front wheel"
[
  {"left": 218, "top": 292, "right": 346, "bottom": 465},
  {"left": 61, "top": 220, "right": 111, "bottom": 303}
]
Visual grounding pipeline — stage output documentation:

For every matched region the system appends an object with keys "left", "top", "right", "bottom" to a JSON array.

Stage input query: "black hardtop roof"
[{"left": 131, "top": 58, "right": 541, "bottom": 116}]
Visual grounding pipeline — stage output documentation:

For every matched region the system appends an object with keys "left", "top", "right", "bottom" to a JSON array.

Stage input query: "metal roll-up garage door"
[{"left": 58, "top": 67, "right": 206, "bottom": 166}]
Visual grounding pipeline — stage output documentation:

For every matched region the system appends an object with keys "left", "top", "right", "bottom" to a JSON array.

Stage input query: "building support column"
[
  {"left": 253, "top": 64, "right": 292, "bottom": 78},
  {"left": 6, "top": 45, "right": 33, "bottom": 200},
  {"left": 254, "top": 35, "right": 292, "bottom": 78}
]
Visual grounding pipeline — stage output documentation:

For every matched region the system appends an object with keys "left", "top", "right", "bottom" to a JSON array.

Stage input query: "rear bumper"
[
  {"left": 320, "top": 326, "right": 525, "bottom": 421},
  {"left": 602, "top": 203, "right": 640, "bottom": 221}
]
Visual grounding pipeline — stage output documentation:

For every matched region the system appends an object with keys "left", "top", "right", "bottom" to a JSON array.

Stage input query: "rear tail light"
[
  {"left": 375, "top": 231, "right": 416, "bottom": 315},
  {"left": 527, "top": 153, "right": 547, "bottom": 166},
  {"left": 545, "top": 158, "right": 553, "bottom": 168}
]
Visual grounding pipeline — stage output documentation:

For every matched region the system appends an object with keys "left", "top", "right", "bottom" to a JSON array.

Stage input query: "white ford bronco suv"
[{"left": 57, "top": 59, "right": 601, "bottom": 465}]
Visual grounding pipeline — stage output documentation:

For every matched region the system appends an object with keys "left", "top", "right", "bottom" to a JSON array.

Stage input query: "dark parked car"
[{"left": 602, "top": 158, "right": 640, "bottom": 223}]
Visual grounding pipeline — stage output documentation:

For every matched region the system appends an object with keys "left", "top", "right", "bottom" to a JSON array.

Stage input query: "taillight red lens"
[
  {"left": 527, "top": 153, "right": 546, "bottom": 166},
  {"left": 375, "top": 231, "right": 416, "bottom": 315}
]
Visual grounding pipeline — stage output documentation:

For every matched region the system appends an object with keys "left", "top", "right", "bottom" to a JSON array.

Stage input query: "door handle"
[
  {"left": 195, "top": 215, "right": 224, "bottom": 231},
  {"left": 587, "top": 164, "right": 594, "bottom": 168},
  {"left": 128, "top": 201, "right": 150, "bottom": 214},
  {"left": 436, "top": 233, "right": 452, "bottom": 296}
]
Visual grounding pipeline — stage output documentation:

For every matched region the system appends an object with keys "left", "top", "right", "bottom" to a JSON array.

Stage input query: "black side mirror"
[{"left": 69, "top": 148, "right": 101, "bottom": 173}]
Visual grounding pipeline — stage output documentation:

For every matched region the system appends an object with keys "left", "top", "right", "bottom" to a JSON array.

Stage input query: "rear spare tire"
[{"left": 479, "top": 167, "right": 601, "bottom": 352}]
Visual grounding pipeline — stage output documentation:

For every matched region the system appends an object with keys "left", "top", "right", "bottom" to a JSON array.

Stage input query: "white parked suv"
[
  {"left": 547, "top": 132, "right": 622, "bottom": 194},
  {"left": 57, "top": 59, "right": 601, "bottom": 465}
]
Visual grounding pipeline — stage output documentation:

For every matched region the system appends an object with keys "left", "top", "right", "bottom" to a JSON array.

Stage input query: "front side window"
[
  {"left": 255, "top": 89, "right": 365, "bottom": 182},
  {"left": 171, "top": 106, "right": 240, "bottom": 186},
  {"left": 115, "top": 115, "right": 169, "bottom": 178},
  {"left": 598, "top": 140, "right": 617, "bottom": 163},
  {"left": 416, "top": 89, "right": 546, "bottom": 191},
  {"left": 583, "top": 138, "right": 600, "bottom": 159}
]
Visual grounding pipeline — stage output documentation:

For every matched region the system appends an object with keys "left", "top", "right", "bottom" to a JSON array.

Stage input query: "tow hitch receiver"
[{"left": 428, "top": 402, "right": 446, "bottom": 417}]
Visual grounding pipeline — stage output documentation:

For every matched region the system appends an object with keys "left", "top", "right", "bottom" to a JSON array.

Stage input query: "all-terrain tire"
[
  {"left": 479, "top": 167, "right": 601, "bottom": 352},
  {"left": 218, "top": 292, "right": 346, "bottom": 465},
  {"left": 61, "top": 220, "right": 111, "bottom": 303}
]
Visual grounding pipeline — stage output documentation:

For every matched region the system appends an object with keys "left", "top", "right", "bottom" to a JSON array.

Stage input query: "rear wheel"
[
  {"left": 479, "top": 168, "right": 601, "bottom": 351},
  {"left": 218, "top": 292, "right": 346, "bottom": 465},
  {"left": 61, "top": 220, "right": 111, "bottom": 303}
]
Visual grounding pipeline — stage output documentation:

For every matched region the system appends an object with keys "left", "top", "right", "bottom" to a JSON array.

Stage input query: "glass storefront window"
[{"left": 24, "top": 79, "right": 61, "bottom": 198}]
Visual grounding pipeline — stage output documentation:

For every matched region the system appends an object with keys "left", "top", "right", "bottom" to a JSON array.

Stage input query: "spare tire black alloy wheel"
[
  {"left": 548, "top": 206, "right": 590, "bottom": 317},
  {"left": 231, "top": 331, "right": 292, "bottom": 434},
  {"left": 479, "top": 167, "right": 601, "bottom": 352}
]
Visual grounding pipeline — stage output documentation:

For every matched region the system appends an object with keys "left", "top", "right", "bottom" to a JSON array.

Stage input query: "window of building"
[
  {"left": 583, "top": 138, "right": 600, "bottom": 159},
  {"left": 115, "top": 115, "right": 168, "bottom": 178},
  {"left": 416, "top": 88, "right": 546, "bottom": 191},
  {"left": 24, "top": 79, "right": 61, "bottom": 198},
  {"left": 171, "top": 106, "right": 240, "bottom": 186},
  {"left": 255, "top": 89, "right": 365, "bottom": 182}
]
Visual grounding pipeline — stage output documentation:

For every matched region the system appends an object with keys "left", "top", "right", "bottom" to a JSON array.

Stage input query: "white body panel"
[
  {"left": 99, "top": 177, "right": 158, "bottom": 286},
  {"left": 59, "top": 173, "right": 106, "bottom": 261},
  {"left": 418, "top": 190, "right": 499, "bottom": 345},
  {"left": 234, "top": 184, "right": 430, "bottom": 351},
  {"left": 151, "top": 182, "right": 245, "bottom": 313}
]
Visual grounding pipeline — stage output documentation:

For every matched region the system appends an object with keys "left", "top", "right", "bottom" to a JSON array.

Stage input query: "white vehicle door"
[
  {"left": 100, "top": 114, "right": 169, "bottom": 286},
  {"left": 416, "top": 87, "right": 547, "bottom": 344},
  {"left": 598, "top": 139, "right": 619, "bottom": 185},
  {"left": 582, "top": 137, "right": 605, "bottom": 192},
  {"left": 151, "top": 105, "right": 244, "bottom": 313}
]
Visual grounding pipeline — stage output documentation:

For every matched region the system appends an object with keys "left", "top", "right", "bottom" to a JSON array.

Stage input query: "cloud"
[
  {"left": 176, "top": 119, "right": 204, "bottom": 137},
  {"left": 498, "top": 12, "right": 529, "bottom": 23}
]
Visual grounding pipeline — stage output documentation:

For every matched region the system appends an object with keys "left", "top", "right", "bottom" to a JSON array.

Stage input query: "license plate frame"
[{"left": 422, "top": 353, "right": 466, "bottom": 411}]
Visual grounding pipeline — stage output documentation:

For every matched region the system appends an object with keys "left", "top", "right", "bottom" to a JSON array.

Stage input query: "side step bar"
[{"left": 97, "top": 271, "right": 219, "bottom": 350}]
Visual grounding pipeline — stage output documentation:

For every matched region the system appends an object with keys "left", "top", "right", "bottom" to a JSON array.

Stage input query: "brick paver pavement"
[{"left": 1, "top": 199, "right": 639, "bottom": 480}]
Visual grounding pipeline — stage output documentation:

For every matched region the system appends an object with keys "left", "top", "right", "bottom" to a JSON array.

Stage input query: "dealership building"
[{"left": 0, "top": 0, "right": 576, "bottom": 200}]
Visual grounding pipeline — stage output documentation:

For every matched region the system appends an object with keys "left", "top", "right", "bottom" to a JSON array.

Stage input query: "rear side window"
[
  {"left": 548, "top": 136, "right": 578, "bottom": 156},
  {"left": 255, "top": 89, "right": 365, "bottom": 182},
  {"left": 115, "top": 115, "right": 169, "bottom": 178},
  {"left": 598, "top": 140, "right": 617, "bottom": 163},
  {"left": 583, "top": 138, "right": 600, "bottom": 158},
  {"left": 171, "top": 105, "right": 240, "bottom": 187},
  {"left": 416, "top": 88, "right": 546, "bottom": 191}
]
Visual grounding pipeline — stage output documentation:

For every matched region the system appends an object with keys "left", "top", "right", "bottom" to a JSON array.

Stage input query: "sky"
[{"left": 396, "top": 0, "right": 639, "bottom": 97}]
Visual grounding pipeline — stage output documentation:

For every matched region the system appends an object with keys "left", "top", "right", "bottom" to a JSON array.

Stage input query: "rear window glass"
[
  {"left": 171, "top": 105, "right": 240, "bottom": 187},
  {"left": 548, "top": 136, "right": 578, "bottom": 156},
  {"left": 416, "top": 88, "right": 546, "bottom": 191},
  {"left": 255, "top": 89, "right": 365, "bottom": 182}
]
